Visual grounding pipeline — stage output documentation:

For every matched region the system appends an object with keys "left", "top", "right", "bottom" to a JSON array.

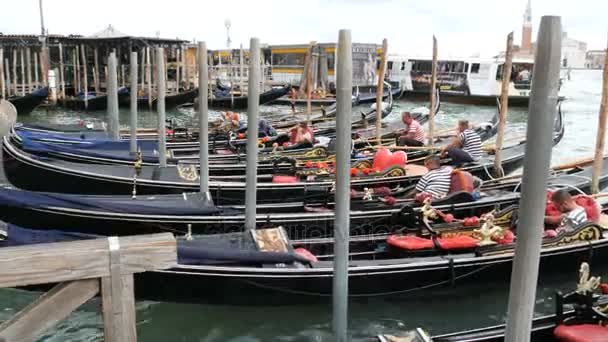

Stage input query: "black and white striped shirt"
[
  {"left": 459, "top": 129, "right": 482, "bottom": 160},
  {"left": 416, "top": 166, "right": 453, "bottom": 199},
  {"left": 558, "top": 206, "right": 588, "bottom": 232}
]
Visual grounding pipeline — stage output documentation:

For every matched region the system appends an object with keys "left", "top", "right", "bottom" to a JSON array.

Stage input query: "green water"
[{"left": 1, "top": 69, "right": 605, "bottom": 341}]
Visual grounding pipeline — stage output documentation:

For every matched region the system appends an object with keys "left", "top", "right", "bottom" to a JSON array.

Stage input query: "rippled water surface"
[{"left": 1, "top": 69, "right": 606, "bottom": 341}]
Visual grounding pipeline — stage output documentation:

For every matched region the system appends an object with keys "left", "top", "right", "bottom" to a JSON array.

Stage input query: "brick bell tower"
[{"left": 521, "top": 0, "right": 532, "bottom": 51}]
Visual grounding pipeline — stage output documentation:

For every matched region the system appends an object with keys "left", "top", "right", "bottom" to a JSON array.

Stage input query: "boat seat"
[{"left": 554, "top": 324, "right": 608, "bottom": 342}]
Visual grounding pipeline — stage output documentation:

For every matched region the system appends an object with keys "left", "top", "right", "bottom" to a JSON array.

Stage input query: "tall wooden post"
[
  {"left": 0, "top": 49, "right": 4, "bottom": 99},
  {"left": 427, "top": 36, "right": 438, "bottom": 146},
  {"left": 146, "top": 47, "right": 152, "bottom": 109},
  {"left": 591, "top": 42, "right": 608, "bottom": 194},
  {"left": 239, "top": 44, "right": 244, "bottom": 96},
  {"left": 375, "top": 39, "right": 388, "bottom": 142},
  {"left": 493, "top": 32, "right": 514, "bottom": 178},
  {"left": 80, "top": 45, "right": 88, "bottom": 109},
  {"left": 93, "top": 48, "right": 100, "bottom": 93},
  {"left": 12, "top": 49, "right": 17, "bottom": 95},
  {"left": 74, "top": 46, "right": 80, "bottom": 94},
  {"left": 139, "top": 48, "right": 145, "bottom": 92},
  {"left": 34, "top": 51, "right": 39, "bottom": 88},
  {"left": 176, "top": 48, "right": 181, "bottom": 94},
  {"left": 58, "top": 44, "right": 65, "bottom": 102},
  {"left": 121, "top": 64, "right": 126, "bottom": 88},
  {"left": 181, "top": 45, "right": 187, "bottom": 90},
  {"left": 39, "top": 45, "right": 49, "bottom": 86},
  {"left": 305, "top": 43, "right": 314, "bottom": 123},
  {"left": 5, "top": 58, "right": 11, "bottom": 97},
  {"left": 25, "top": 47, "right": 32, "bottom": 93},
  {"left": 20, "top": 48, "right": 25, "bottom": 95}
]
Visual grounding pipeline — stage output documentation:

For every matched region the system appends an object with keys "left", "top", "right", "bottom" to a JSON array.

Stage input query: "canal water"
[{"left": 0, "top": 69, "right": 605, "bottom": 341}]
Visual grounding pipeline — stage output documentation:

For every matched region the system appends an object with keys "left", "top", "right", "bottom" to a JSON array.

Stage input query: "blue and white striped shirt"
[
  {"left": 416, "top": 166, "right": 453, "bottom": 199},
  {"left": 459, "top": 129, "right": 482, "bottom": 160}
]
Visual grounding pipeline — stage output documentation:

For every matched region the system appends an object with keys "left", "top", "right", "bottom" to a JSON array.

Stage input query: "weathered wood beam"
[
  {"left": 0, "top": 279, "right": 99, "bottom": 342},
  {"left": 0, "top": 233, "right": 176, "bottom": 288}
]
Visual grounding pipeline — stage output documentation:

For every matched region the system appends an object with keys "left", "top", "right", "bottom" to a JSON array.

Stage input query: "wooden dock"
[{"left": 0, "top": 233, "right": 176, "bottom": 342}]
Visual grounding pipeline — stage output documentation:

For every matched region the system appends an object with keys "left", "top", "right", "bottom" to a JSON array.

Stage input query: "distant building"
[
  {"left": 561, "top": 32, "right": 587, "bottom": 68},
  {"left": 506, "top": 1, "right": 588, "bottom": 69},
  {"left": 586, "top": 50, "right": 606, "bottom": 69}
]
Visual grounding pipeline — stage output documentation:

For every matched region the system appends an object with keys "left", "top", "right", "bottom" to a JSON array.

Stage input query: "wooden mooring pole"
[
  {"left": 34, "top": 51, "right": 39, "bottom": 89},
  {"left": 80, "top": 45, "right": 88, "bottom": 109},
  {"left": 428, "top": 36, "right": 438, "bottom": 146},
  {"left": 0, "top": 49, "right": 4, "bottom": 99},
  {"left": 493, "top": 32, "right": 514, "bottom": 178},
  {"left": 591, "top": 40, "right": 608, "bottom": 194},
  {"left": 93, "top": 47, "right": 100, "bottom": 93},
  {"left": 58, "top": 43, "right": 65, "bottom": 103},
  {"left": 19, "top": 48, "right": 25, "bottom": 95},
  {"left": 5, "top": 58, "right": 11, "bottom": 97},
  {"left": 12, "top": 49, "right": 17, "bottom": 96},
  {"left": 25, "top": 47, "right": 32, "bottom": 93},
  {"left": 375, "top": 38, "right": 388, "bottom": 143},
  {"left": 0, "top": 233, "right": 176, "bottom": 342}
]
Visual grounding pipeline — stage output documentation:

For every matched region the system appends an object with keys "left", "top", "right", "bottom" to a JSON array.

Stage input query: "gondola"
[
  {"left": 0, "top": 151, "right": 598, "bottom": 239},
  {"left": 118, "top": 88, "right": 199, "bottom": 109},
  {"left": 2, "top": 103, "right": 563, "bottom": 204},
  {"left": 207, "top": 84, "right": 291, "bottom": 109},
  {"left": 376, "top": 264, "right": 608, "bottom": 342},
  {"left": 61, "top": 87, "right": 130, "bottom": 111},
  {"left": 7, "top": 87, "right": 49, "bottom": 115},
  {"left": 2, "top": 202, "right": 608, "bottom": 306}
]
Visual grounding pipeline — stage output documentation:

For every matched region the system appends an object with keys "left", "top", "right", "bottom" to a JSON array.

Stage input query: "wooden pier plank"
[
  {"left": 0, "top": 233, "right": 176, "bottom": 288},
  {"left": 0, "top": 279, "right": 99, "bottom": 342}
]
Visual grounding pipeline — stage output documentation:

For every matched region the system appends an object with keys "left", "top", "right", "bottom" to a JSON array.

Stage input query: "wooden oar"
[{"left": 367, "top": 145, "right": 442, "bottom": 151}]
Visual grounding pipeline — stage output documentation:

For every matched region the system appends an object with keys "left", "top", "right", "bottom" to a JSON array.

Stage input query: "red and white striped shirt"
[{"left": 407, "top": 119, "right": 426, "bottom": 143}]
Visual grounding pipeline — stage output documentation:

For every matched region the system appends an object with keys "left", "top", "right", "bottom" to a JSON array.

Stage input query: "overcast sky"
[{"left": 3, "top": 0, "right": 606, "bottom": 56}]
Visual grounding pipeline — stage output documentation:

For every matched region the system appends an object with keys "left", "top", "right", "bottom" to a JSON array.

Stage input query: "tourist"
[
  {"left": 221, "top": 111, "right": 241, "bottom": 128},
  {"left": 518, "top": 67, "right": 531, "bottom": 82},
  {"left": 441, "top": 119, "right": 481, "bottom": 166},
  {"left": 415, "top": 155, "right": 453, "bottom": 200},
  {"left": 258, "top": 119, "right": 277, "bottom": 137},
  {"left": 544, "top": 190, "right": 588, "bottom": 233},
  {"left": 398, "top": 111, "right": 425, "bottom": 146},
  {"left": 289, "top": 121, "right": 315, "bottom": 146}
]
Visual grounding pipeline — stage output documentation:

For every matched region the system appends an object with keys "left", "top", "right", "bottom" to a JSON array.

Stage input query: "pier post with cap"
[
  {"left": 129, "top": 52, "right": 138, "bottom": 154},
  {"left": 156, "top": 47, "right": 167, "bottom": 168},
  {"left": 106, "top": 52, "right": 120, "bottom": 140},
  {"left": 504, "top": 15, "right": 562, "bottom": 342},
  {"left": 333, "top": 28, "right": 352, "bottom": 342},
  {"left": 198, "top": 42, "right": 211, "bottom": 200},
  {"left": 245, "top": 38, "right": 261, "bottom": 230}
]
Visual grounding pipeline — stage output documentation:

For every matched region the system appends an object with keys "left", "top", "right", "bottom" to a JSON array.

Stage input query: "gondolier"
[
  {"left": 441, "top": 119, "right": 482, "bottom": 165},
  {"left": 398, "top": 111, "right": 425, "bottom": 147},
  {"left": 415, "top": 155, "right": 452, "bottom": 200}
]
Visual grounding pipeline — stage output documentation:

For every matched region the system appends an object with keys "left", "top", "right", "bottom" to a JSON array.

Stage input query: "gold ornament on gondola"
[{"left": 177, "top": 163, "right": 200, "bottom": 181}]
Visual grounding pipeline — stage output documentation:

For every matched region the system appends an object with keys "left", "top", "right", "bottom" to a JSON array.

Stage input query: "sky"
[{"left": 1, "top": 0, "right": 606, "bottom": 57}]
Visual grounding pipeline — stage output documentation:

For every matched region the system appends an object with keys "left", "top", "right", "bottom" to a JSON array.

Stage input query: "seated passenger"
[
  {"left": 289, "top": 121, "right": 315, "bottom": 147},
  {"left": 415, "top": 155, "right": 453, "bottom": 200},
  {"left": 441, "top": 119, "right": 482, "bottom": 166},
  {"left": 258, "top": 119, "right": 277, "bottom": 137},
  {"left": 544, "top": 189, "right": 588, "bottom": 233},
  {"left": 221, "top": 111, "right": 241, "bottom": 128}
]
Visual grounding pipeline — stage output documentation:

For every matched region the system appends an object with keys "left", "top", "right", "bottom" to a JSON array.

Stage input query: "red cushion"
[
  {"left": 387, "top": 235, "right": 434, "bottom": 250},
  {"left": 294, "top": 248, "right": 318, "bottom": 263},
  {"left": 449, "top": 169, "right": 475, "bottom": 194},
  {"left": 436, "top": 235, "right": 479, "bottom": 250},
  {"left": 554, "top": 324, "right": 608, "bottom": 342},
  {"left": 372, "top": 148, "right": 407, "bottom": 172},
  {"left": 272, "top": 175, "right": 298, "bottom": 183},
  {"left": 574, "top": 195, "right": 601, "bottom": 223}
]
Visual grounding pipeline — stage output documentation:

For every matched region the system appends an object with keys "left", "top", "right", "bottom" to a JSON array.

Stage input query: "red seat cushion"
[
  {"left": 272, "top": 175, "right": 298, "bottom": 183},
  {"left": 574, "top": 195, "right": 601, "bottom": 223},
  {"left": 372, "top": 148, "right": 407, "bottom": 172},
  {"left": 387, "top": 235, "right": 434, "bottom": 250},
  {"left": 436, "top": 235, "right": 479, "bottom": 250},
  {"left": 294, "top": 248, "right": 318, "bottom": 263},
  {"left": 449, "top": 169, "right": 475, "bottom": 194},
  {"left": 554, "top": 324, "right": 608, "bottom": 342}
]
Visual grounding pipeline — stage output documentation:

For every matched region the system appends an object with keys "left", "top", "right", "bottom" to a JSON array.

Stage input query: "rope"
[
  {"left": 483, "top": 163, "right": 496, "bottom": 180},
  {"left": 240, "top": 263, "right": 494, "bottom": 298}
]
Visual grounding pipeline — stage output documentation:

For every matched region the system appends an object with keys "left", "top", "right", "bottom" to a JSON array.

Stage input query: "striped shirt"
[
  {"left": 558, "top": 206, "right": 587, "bottom": 232},
  {"left": 458, "top": 129, "right": 482, "bottom": 160},
  {"left": 407, "top": 120, "right": 426, "bottom": 143},
  {"left": 415, "top": 166, "right": 453, "bottom": 199}
]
